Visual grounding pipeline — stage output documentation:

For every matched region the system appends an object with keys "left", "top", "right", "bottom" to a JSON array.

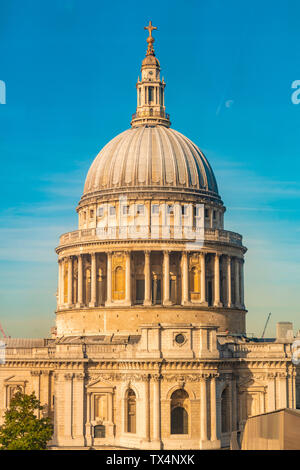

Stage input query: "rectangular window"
[
  {"left": 136, "top": 204, "right": 145, "bottom": 215},
  {"left": 98, "top": 206, "right": 104, "bottom": 217},
  {"left": 95, "top": 395, "right": 108, "bottom": 421},
  {"left": 205, "top": 208, "right": 209, "bottom": 218},
  {"left": 213, "top": 210, "right": 216, "bottom": 220},
  {"left": 152, "top": 204, "right": 159, "bottom": 214},
  {"left": 122, "top": 205, "right": 130, "bottom": 215},
  {"left": 182, "top": 205, "right": 188, "bottom": 216},
  {"left": 194, "top": 206, "right": 201, "bottom": 217},
  {"left": 109, "top": 206, "right": 116, "bottom": 216},
  {"left": 90, "top": 209, "right": 94, "bottom": 219},
  {"left": 167, "top": 205, "right": 174, "bottom": 215}
]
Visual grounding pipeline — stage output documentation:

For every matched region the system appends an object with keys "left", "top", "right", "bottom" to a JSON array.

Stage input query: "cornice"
[{"left": 56, "top": 238, "right": 247, "bottom": 255}]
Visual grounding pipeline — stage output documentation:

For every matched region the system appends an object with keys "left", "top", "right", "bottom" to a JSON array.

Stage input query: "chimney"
[{"left": 276, "top": 322, "right": 294, "bottom": 341}]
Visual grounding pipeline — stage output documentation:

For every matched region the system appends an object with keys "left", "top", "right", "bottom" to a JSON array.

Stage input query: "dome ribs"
[
  {"left": 102, "top": 131, "right": 127, "bottom": 188},
  {"left": 198, "top": 148, "right": 219, "bottom": 194},
  {"left": 118, "top": 128, "right": 139, "bottom": 188},
  {"left": 148, "top": 129, "right": 161, "bottom": 186},
  {"left": 123, "top": 126, "right": 141, "bottom": 185},
  {"left": 112, "top": 129, "right": 136, "bottom": 187},
  {"left": 145, "top": 127, "right": 152, "bottom": 186},
  {"left": 82, "top": 125, "right": 221, "bottom": 202},
  {"left": 171, "top": 129, "right": 199, "bottom": 189},
  {"left": 159, "top": 126, "right": 179, "bottom": 187},
  {"left": 151, "top": 127, "right": 162, "bottom": 184},
  {"left": 131, "top": 125, "right": 146, "bottom": 187},
  {"left": 84, "top": 135, "right": 115, "bottom": 192},
  {"left": 178, "top": 133, "right": 208, "bottom": 190},
  {"left": 188, "top": 139, "right": 218, "bottom": 194},
  {"left": 137, "top": 126, "right": 150, "bottom": 185},
  {"left": 154, "top": 126, "right": 165, "bottom": 186},
  {"left": 87, "top": 132, "right": 125, "bottom": 191},
  {"left": 167, "top": 129, "right": 188, "bottom": 186}
]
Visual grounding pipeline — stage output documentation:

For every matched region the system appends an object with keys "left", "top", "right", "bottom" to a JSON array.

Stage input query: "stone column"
[
  {"left": 181, "top": 251, "right": 189, "bottom": 305},
  {"left": 85, "top": 392, "right": 92, "bottom": 447},
  {"left": 240, "top": 258, "right": 245, "bottom": 309},
  {"left": 200, "top": 377, "right": 208, "bottom": 443},
  {"left": 58, "top": 259, "right": 63, "bottom": 307},
  {"left": 228, "top": 380, "right": 233, "bottom": 432},
  {"left": 125, "top": 251, "right": 131, "bottom": 305},
  {"left": 143, "top": 375, "right": 150, "bottom": 442},
  {"left": 57, "top": 259, "right": 62, "bottom": 309},
  {"left": 60, "top": 258, "right": 65, "bottom": 307},
  {"left": 67, "top": 257, "right": 73, "bottom": 307},
  {"left": 152, "top": 375, "right": 161, "bottom": 447},
  {"left": 210, "top": 375, "right": 217, "bottom": 442},
  {"left": 52, "top": 373, "right": 61, "bottom": 446},
  {"left": 232, "top": 375, "right": 237, "bottom": 431},
  {"left": 144, "top": 251, "right": 152, "bottom": 306},
  {"left": 64, "top": 373, "right": 73, "bottom": 440},
  {"left": 214, "top": 253, "right": 222, "bottom": 307},
  {"left": 226, "top": 256, "right": 232, "bottom": 307},
  {"left": 267, "top": 373, "right": 276, "bottom": 412},
  {"left": 105, "top": 252, "right": 112, "bottom": 306},
  {"left": 200, "top": 252, "right": 207, "bottom": 305},
  {"left": 163, "top": 250, "right": 171, "bottom": 306},
  {"left": 77, "top": 254, "right": 83, "bottom": 307},
  {"left": 30, "top": 371, "right": 41, "bottom": 417},
  {"left": 234, "top": 258, "right": 240, "bottom": 308},
  {"left": 89, "top": 252, "right": 97, "bottom": 307},
  {"left": 279, "top": 373, "right": 288, "bottom": 408},
  {"left": 40, "top": 371, "right": 51, "bottom": 417},
  {"left": 290, "top": 369, "right": 297, "bottom": 409},
  {"left": 209, "top": 208, "right": 213, "bottom": 228},
  {"left": 73, "top": 373, "right": 85, "bottom": 446}
]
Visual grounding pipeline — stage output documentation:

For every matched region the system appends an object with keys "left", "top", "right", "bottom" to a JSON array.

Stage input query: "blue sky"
[{"left": 0, "top": 0, "right": 299, "bottom": 338}]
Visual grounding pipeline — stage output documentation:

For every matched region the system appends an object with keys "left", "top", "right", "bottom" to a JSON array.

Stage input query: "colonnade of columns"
[{"left": 58, "top": 251, "right": 244, "bottom": 310}]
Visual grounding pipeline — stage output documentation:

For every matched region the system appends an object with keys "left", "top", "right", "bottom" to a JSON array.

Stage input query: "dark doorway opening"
[{"left": 136, "top": 279, "right": 145, "bottom": 304}]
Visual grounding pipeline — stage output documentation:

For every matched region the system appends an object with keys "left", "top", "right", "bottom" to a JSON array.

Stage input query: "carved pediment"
[
  {"left": 4, "top": 375, "right": 27, "bottom": 384},
  {"left": 87, "top": 374, "right": 116, "bottom": 389},
  {"left": 238, "top": 374, "right": 266, "bottom": 391}
]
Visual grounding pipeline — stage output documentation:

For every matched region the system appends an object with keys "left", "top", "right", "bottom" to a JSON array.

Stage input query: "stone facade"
[
  {"left": 0, "top": 22, "right": 299, "bottom": 450},
  {"left": 0, "top": 332, "right": 298, "bottom": 449}
]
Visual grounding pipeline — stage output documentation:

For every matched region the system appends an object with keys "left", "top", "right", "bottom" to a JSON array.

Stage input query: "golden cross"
[{"left": 144, "top": 20, "right": 157, "bottom": 38}]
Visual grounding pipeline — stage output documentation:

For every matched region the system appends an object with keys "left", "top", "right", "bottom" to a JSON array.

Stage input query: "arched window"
[
  {"left": 113, "top": 266, "right": 125, "bottom": 300},
  {"left": 190, "top": 266, "right": 201, "bottom": 301},
  {"left": 190, "top": 267, "right": 198, "bottom": 292},
  {"left": 148, "top": 87, "right": 154, "bottom": 103},
  {"left": 126, "top": 389, "right": 136, "bottom": 433},
  {"left": 171, "top": 389, "right": 189, "bottom": 434},
  {"left": 221, "top": 386, "right": 231, "bottom": 433}
]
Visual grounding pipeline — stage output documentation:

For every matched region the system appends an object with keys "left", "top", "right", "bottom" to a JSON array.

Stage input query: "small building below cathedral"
[{"left": 0, "top": 23, "right": 299, "bottom": 450}]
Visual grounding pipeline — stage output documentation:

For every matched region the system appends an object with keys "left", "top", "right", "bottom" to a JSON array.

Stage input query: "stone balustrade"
[{"left": 58, "top": 226, "right": 243, "bottom": 247}]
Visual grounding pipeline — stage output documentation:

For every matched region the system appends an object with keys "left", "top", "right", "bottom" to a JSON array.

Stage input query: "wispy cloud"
[{"left": 216, "top": 166, "right": 300, "bottom": 200}]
